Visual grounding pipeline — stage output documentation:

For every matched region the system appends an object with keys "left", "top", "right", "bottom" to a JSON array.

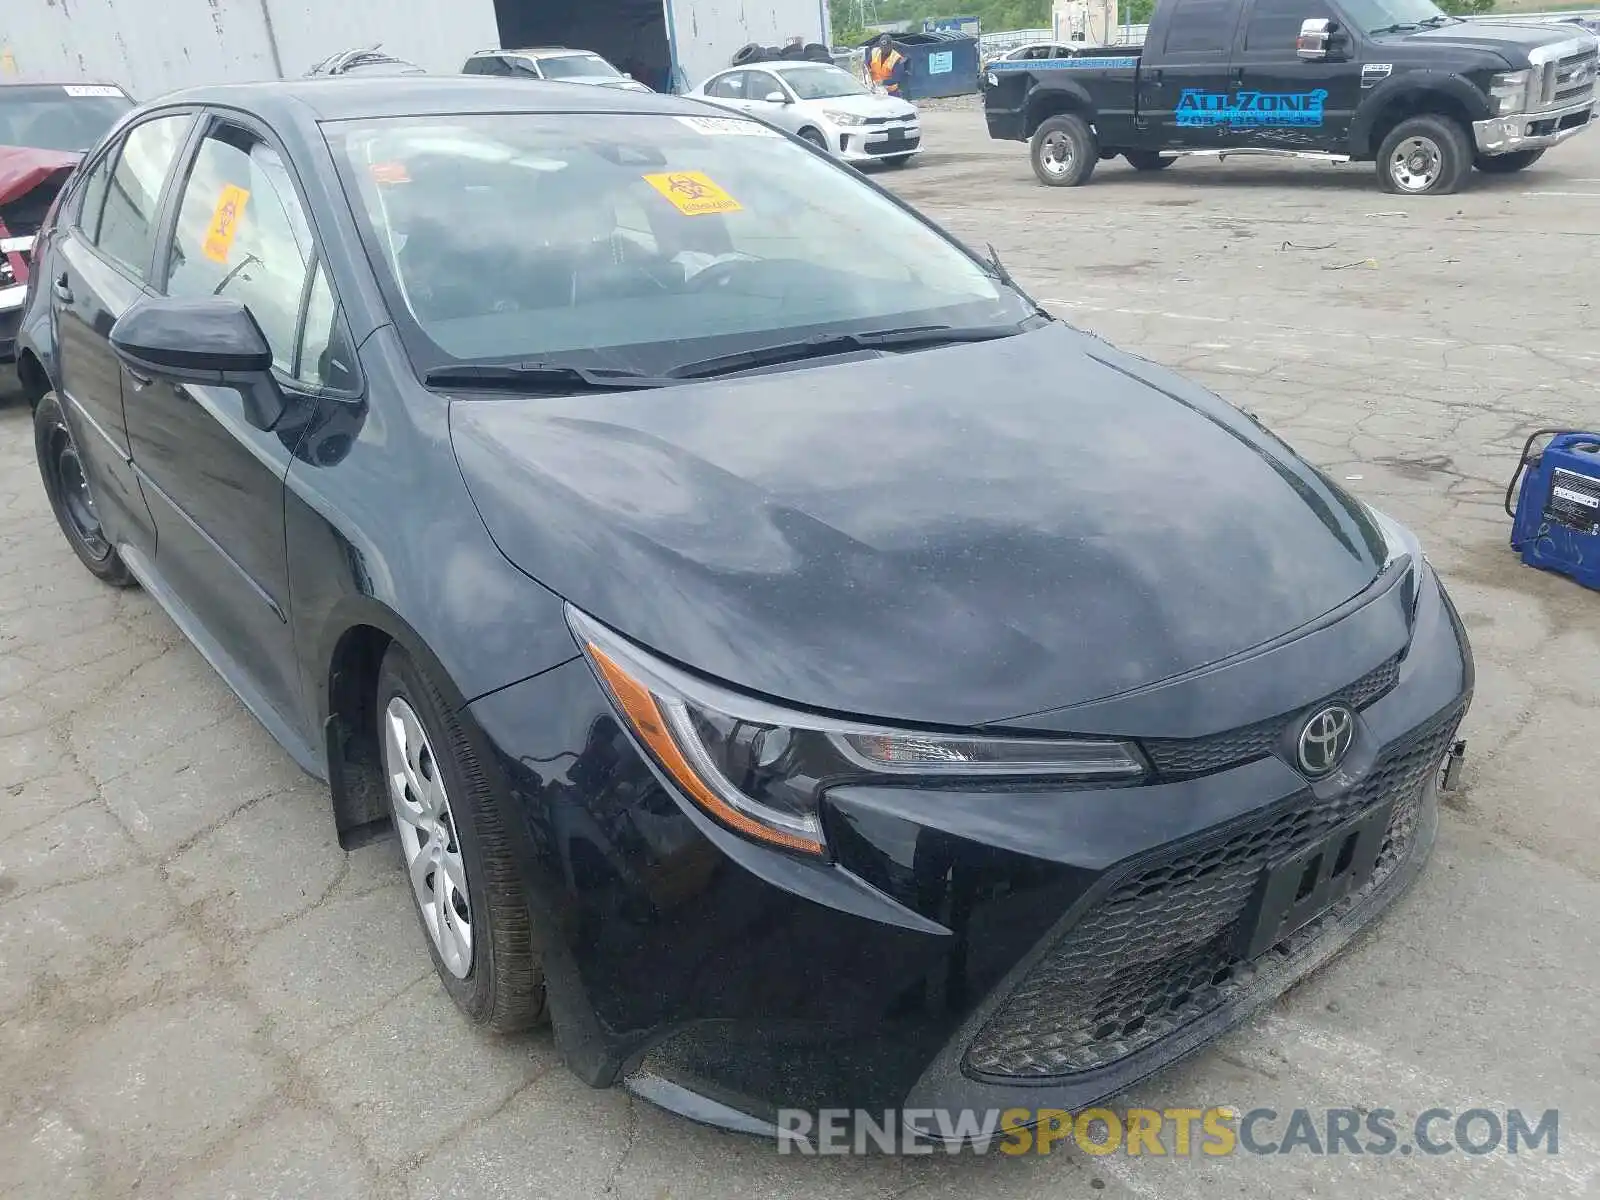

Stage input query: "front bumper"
[
  {"left": 834, "top": 123, "right": 922, "bottom": 163},
  {"left": 467, "top": 569, "right": 1471, "bottom": 1133},
  {"left": 1473, "top": 97, "right": 1594, "bottom": 155}
]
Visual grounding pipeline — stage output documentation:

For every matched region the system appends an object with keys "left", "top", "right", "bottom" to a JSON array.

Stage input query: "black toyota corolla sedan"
[{"left": 14, "top": 78, "right": 1471, "bottom": 1136}]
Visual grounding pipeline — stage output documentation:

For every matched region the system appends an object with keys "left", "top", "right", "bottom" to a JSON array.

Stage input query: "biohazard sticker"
[
  {"left": 643, "top": 171, "right": 742, "bottom": 216},
  {"left": 672, "top": 115, "right": 777, "bottom": 137},
  {"left": 201, "top": 184, "right": 251, "bottom": 263}
]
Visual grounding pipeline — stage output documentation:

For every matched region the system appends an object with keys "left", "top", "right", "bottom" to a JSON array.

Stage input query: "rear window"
[
  {"left": 1161, "top": 0, "right": 1241, "bottom": 55},
  {"left": 537, "top": 54, "right": 621, "bottom": 80},
  {"left": 0, "top": 85, "right": 132, "bottom": 153},
  {"left": 328, "top": 111, "right": 1028, "bottom": 376}
]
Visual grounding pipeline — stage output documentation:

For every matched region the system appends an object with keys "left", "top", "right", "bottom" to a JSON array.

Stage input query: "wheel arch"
[
  {"left": 14, "top": 348, "right": 53, "bottom": 410},
  {"left": 1024, "top": 83, "right": 1098, "bottom": 138},
  {"left": 318, "top": 596, "right": 495, "bottom": 847},
  {"left": 1351, "top": 76, "right": 1485, "bottom": 158}
]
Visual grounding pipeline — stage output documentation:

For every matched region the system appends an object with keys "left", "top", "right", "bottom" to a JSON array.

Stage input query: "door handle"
[
  {"left": 1148, "top": 67, "right": 1163, "bottom": 83},
  {"left": 124, "top": 365, "right": 152, "bottom": 388},
  {"left": 1230, "top": 66, "right": 1245, "bottom": 84},
  {"left": 53, "top": 273, "right": 73, "bottom": 303}
]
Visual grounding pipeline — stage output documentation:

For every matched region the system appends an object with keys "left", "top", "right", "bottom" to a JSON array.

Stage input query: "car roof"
[
  {"left": 149, "top": 76, "right": 711, "bottom": 123},
  {"left": 0, "top": 82, "right": 127, "bottom": 92},
  {"left": 502, "top": 48, "right": 595, "bottom": 59},
  {"left": 763, "top": 60, "right": 843, "bottom": 72}
]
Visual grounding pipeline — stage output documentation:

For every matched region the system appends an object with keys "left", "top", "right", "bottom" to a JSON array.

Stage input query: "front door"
[
  {"left": 1140, "top": 0, "right": 1248, "bottom": 148},
  {"left": 122, "top": 115, "right": 317, "bottom": 733},
  {"left": 1226, "top": 0, "right": 1363, "bottom": 149},
  {"left": 52, "top": 112, "right": 194, "bottom": 557}
]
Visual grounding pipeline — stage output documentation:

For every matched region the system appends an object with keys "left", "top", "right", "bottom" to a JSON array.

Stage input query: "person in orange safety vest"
[{"left": 867, "top": 35, "right": 906, "bottom": 95}]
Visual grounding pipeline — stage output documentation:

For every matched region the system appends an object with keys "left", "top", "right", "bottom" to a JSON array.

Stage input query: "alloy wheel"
[
  {"left": 384, "top": 696, "right": 473, "bottom": 978},
  {"left": 1040, "top": 130, "right": 1076, "bottom": 177},
  {"left": 1389, "top": 136, "right": 1443, "bottom": 192}
]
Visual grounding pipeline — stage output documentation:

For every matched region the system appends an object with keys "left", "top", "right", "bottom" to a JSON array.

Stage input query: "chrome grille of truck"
[{"left": 1530, "top": 37, "right": 1598, "bottom": 110}]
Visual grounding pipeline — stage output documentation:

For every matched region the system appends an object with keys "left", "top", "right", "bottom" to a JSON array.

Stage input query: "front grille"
[
  {"left": 963, "top": 706, "right": 1459, "bottom": 1080},
  {"left": 1533, "top": 43, "right": 1597, "bottom": 109},
  {"left": 1142, "top": 654, "right": 1400, "bottom": 780}
]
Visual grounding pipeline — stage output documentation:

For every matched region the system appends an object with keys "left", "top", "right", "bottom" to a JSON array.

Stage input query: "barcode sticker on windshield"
[
  {"left": 673, "top": 116, "right": 777, "bottom": 137},
  {"left": 62, "top": 84, "right": 124, "bottom": 98},
  {"left": 644, "top": 171, "right": 742, "bottom": 216}
]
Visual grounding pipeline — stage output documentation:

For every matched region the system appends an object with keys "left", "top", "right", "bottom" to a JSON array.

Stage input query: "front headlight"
[
  {"left": 1489, "top": 69, "right": 1530, "bottom": 115},
  {"left": 822, "top": 109, "right": 869, "bottom": 126},
  {"left": 569, "top": 607, "right": 1147, "bottom": 858}
]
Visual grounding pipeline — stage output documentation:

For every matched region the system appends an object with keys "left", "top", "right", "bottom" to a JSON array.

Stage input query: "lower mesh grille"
[{"left": 963, "top": 706, "right": 1459, "bottom": 1080}]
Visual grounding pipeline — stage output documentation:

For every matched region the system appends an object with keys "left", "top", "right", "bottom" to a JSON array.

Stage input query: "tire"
[
  {"left": 377, "top": 643, "right": 546, "bottom": 1032},
  {"left": 1376, "top": 114, "right": 1472, "bottom": 195},
  {"left": 731, "top": 42, "right": 762, "bottom": 66},
  {"left": 33, "top": 391, "right": 134, "bottom": 587},
  {"left": 1124, "top": 149, "right": 1174, "bottom": 172},
  {"left": 798, "top": 127, "right": 828, "bottom": 150},
  {"left": 1475, "top": 148, "right": 1545, "bottom": 174},
  {"left": 880, "top": 153, "right": 915, "bottom": 168},
  {"left": 1030, "top": 113, "right": 1098, "bottom": 187}
]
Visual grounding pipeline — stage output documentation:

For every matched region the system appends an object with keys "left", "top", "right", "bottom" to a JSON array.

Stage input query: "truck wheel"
[
  {"left": 1031, "top": 114, "right": 1098, "bottom": 187},
  {"left": 1124, "top": 150, "right": 1174, "bottom": 172},
  {"left": 1475, "top": 148, "right": 1545, "bottom": 173},
  {"left": 1376, "top": 115, "right": 1471, "bottom": 195}
]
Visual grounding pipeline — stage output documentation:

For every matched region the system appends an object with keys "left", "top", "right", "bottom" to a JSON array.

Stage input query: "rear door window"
[
  {"left": 95, "top": 112, "right": 193, "bottom": 280},
  {"left": 1161, "top": 0, "right": 1246, "bottom": 56}
]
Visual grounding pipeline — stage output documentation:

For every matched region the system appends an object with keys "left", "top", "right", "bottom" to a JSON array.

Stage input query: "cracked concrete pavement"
[{"left": 2, "top": 107, "right": 1598, "bottom": 1198}]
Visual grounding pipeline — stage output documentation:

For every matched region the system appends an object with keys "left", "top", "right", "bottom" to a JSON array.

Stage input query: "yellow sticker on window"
[
  {"left": 643, "top": 171, "right": 742, "bottom": 216},
  {"left": 201, "top": 184, "right": 251, "bottom": 263}
]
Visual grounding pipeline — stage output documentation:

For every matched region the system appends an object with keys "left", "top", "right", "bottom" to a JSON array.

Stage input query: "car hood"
[
  {"left": 450, "top": 323, "right": 1387, "bottom": 727},
  {"left": 1383, "top": 20, "right": 1591, "bottom": 58},
  {"left": 564, "top": 76, "right": 651, "bottom": 91},
  {"left": 804, "top": 92, "right": 917, "bottom": 119}
]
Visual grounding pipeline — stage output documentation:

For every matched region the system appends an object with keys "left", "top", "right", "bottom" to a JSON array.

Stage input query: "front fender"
[{"left": 1350, "top": 72, "right": 1494, "bottom": 156}]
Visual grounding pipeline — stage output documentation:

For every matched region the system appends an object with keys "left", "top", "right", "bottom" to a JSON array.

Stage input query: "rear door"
[
  {"left": 123, "top": 114, "right": 322, "bottom": 734},
  {"left": 52, "top": 110, "right": 195, "bottom": 557},
  {"left": 701, "top": 70, "right": 755, "bottom": 111},
  {"left": 1140, "top": 0, "right": 1249, "bottom": 147},
  {"left": 1229, "top": 0, "right": 1362, "bottom": 148}
]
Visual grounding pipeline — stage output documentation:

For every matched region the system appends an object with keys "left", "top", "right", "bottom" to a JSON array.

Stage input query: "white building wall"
[
  {"left": 0, "top": 0, "right": 498, "bottom": 99},
  {"left": 667, "top": 0, "right": 829, "bottom": 89}
]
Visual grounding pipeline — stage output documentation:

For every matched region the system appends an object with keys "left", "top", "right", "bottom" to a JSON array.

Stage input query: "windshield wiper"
[
  {"left": 422, "top": 362, "right": 674, "bottom": 392},
  {"left": 666, "top": 325, "right": 1023, "bottom": 381},
  {"left": 1369, "top": 21, "right": 1421, "bottom": 33},
  {"left": 1417, "top": 14, "right": 1458, "bottom": 25}
]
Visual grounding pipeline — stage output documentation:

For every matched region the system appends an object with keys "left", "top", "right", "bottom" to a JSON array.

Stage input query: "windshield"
[
  {"left": 539, "top": 54, "right": 623, "bottom": 80},
  {"left": 0, "top": 87, "right": 131, "bottom": 152},
  {"left": 329, "top": 112, "right": 1029, "bottom": 377},
  {"left": 1337, "top": 0, "right": 1450, "bottom": 33},
  {"left": 777, "top": 65, "right": 869, "bottom": 99}
]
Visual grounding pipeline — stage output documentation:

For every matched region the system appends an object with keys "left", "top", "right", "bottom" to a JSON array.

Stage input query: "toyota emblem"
[{"left": 1297, "top": 705, "right": 1355, "bottom": 777}]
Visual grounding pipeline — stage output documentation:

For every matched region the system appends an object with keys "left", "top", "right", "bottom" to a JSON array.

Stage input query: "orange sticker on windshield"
[
  {"left": 201, "top": 184, "right": 251, "bottom": 263},
  {"left": 370, "top": 161, "right": 410, "bottom": 184},
  {"left": 643, "top": 171, "right": 742, "bottom": 216}
]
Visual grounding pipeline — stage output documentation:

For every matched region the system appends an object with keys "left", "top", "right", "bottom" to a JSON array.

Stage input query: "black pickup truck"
[{"left": 983, "top": 0, "right": 1597, "bottom": 194}]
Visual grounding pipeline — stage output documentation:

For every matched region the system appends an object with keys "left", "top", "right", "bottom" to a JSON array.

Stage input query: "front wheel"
[
  {"left": 797, "top": 127, "right": 828, "bottom": 151},
  {"left": 378, "top": 644, "right": 546, "bottom": 1032},
  {"left": 33, "top": 391, "right": 134, "bottom": 586},
  {"left": 1376, "top": 115, "right": 1472, "bottom": 195},
  {"left": 1030, "top": 113, "right": 1098, "bottom": 187},
  {"left": 1475, "top": 148, "right": 1545, "bottom": 174},
  {"left": 1124, "top": 149, "right": 1175, "bottom": 172}
]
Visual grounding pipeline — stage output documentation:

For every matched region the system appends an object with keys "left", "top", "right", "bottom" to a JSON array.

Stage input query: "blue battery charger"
[{"left": 1507, "top": 430, "right": 1600, "bottom": 591}]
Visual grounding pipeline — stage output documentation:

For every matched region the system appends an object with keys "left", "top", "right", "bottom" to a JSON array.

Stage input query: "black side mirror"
[{"left": 110, "top": 297, "right": 287, "bottom": 431}]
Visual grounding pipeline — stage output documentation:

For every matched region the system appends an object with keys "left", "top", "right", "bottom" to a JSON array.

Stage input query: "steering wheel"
[{"left": 683, "top": 256, "right": 756, "bottom": 293}]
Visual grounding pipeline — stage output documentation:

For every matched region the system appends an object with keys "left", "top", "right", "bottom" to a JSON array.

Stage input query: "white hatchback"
[{"left": 688, "top": 60, "right": 920, "bottom": 167}]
